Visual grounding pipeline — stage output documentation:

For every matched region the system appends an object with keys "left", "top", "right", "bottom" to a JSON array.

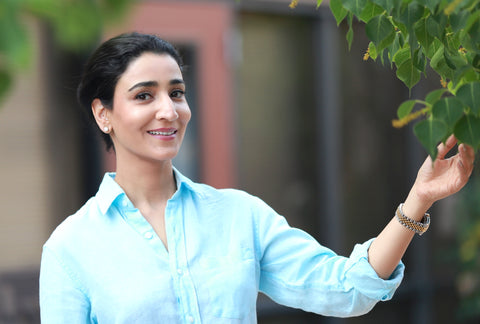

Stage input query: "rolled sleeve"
[
  {"left": 345, "top": 238, "right": 404, "bottom": 302},
  {"left": 255, "top": 196, "right": 405, "bottom": 317}
]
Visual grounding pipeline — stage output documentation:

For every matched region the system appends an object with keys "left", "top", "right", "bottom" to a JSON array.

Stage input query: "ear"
[{"left": 92, "top": 99, "right": 111, "bottom": 133}]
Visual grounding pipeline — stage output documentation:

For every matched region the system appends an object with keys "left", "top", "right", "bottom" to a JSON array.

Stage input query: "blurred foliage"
[
  {"left": 290, "top": 0, "right": 480, "bottom": 320},
  {"left": 292, "top": 0, "right": 480, "bottom": 160},
  {"left": 0, "top": 0, "right": 132, "bottom": 105},
  {"left": 455, "top": 169, "right": 480, "bottom": 321}
]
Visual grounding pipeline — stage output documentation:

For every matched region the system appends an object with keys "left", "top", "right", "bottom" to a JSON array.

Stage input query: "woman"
[{"left": 39, "top": 32, "right": 475, "bottom": 323}]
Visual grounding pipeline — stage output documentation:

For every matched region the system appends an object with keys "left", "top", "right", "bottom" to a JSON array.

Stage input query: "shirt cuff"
[{"left": 345, "top": 238, "right": 404, "bottom": 301}]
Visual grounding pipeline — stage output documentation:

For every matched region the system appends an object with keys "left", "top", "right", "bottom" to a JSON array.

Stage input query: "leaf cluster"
[
  {"left": 0, "top": 0, "right": 131, "bottom": 103},
  {"left": 325, "top": 0, "right": 480, "bottom": 159}
]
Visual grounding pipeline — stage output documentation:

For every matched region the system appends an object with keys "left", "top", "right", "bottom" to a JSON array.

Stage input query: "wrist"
[{"left": 403, "top": 187, "right": 433, "bottom": 222}]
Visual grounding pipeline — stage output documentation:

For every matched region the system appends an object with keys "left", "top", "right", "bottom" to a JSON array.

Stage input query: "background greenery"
[
  {"left": 290, "top": 0, "right": 480, "bottom": 319},
  {"left": 0, "top": 0, "right": 131, "bottom": 103},
  {"left": 301, "top": 0, "right": 480, "bottom": 160}
]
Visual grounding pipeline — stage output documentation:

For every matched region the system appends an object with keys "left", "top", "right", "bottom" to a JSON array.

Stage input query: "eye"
[
  {"left": 170, "top": 89, "right": 185, "bottom": 99},
  {"left": 135, "top": 92, "right": 153, "bottom": 101}
]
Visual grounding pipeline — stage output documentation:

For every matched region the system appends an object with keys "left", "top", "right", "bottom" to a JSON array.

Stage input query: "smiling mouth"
[{"left": 147, "top": 130, "right": 177, "bottom": 136}]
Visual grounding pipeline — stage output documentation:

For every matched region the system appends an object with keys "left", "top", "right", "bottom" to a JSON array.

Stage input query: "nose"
[{"left": 155, "top": 93, "right": 178, "bottom": 121}]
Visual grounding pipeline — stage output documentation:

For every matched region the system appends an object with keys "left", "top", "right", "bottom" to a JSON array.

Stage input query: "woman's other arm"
[{"left": 368, "top": 135, "right": 475, "bottom": 279}]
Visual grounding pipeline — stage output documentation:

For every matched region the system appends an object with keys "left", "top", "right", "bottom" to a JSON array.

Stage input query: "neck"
[{"left": 114, "top": 156, "right": 177, "bottom": 208}]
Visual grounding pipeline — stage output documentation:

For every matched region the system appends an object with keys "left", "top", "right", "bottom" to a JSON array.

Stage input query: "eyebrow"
[{"left": 128, "top": 79, "right": 185, "bottom": 92}]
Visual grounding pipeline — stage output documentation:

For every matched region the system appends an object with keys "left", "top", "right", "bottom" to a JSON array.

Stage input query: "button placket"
[{"left": 165, "top": 198, "right": 201, "bottom": 324}]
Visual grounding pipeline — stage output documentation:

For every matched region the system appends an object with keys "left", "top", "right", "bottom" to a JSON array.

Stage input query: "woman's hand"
[
  {"left": 409, "top": 134, "right": 475, "bottom": 210},
  {"left": 369, "top": 135, "right": 475, "bottom": 279}
]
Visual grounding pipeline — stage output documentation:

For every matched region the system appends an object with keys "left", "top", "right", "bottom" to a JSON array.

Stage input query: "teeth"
[{"left": 148, "top": 130, "right": 175, "bottom": 136}]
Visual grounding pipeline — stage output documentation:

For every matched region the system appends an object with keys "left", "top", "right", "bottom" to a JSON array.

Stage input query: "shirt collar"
[
  {"left": 96, "top": 172, "right": 125, "bottom": 215},
  {"left": 96, "top": 168, "right": 199, "bottom": 215}
]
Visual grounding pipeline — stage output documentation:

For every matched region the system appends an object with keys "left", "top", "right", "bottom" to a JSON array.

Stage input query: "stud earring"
[{"left": 103, "top": 126, "right": 109, "bottom": 133}]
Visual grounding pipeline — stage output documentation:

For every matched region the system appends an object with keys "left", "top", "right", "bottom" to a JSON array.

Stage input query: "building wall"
[{"left": 0, "top": 22, "right": 50, "bottom": 273}]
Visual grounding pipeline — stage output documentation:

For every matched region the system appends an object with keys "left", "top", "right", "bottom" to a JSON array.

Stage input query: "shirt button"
[
  {"left": 177, "top": 269, "right": 183, "bottom": 275},
  {"left": 187, "top": 315, "right": 194, "bottom": 323},
  {"left": 122, "top": 200, "right": 128, "bottom": 207},
  {"left": 144, "top": 232, "right": 153, "bottom": 239}
]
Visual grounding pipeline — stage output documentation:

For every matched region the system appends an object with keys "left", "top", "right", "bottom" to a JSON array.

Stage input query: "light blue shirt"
[{"left": 40, "top": 169, "right": 404, "bottom": 323}]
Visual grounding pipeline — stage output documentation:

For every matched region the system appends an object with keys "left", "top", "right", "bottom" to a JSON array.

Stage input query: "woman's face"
[{"left": 106, "top": 52, "right": 191, "bottom": 164}]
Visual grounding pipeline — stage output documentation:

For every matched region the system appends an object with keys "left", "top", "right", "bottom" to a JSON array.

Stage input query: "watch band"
[{"left": 396, "top": 203, "right": 430, "bottom": 235}]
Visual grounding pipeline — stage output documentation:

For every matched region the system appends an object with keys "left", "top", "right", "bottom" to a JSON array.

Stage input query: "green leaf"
[
  {"left": 450, "top": 10, "right": 469, "bottom": 32},
  {"left": 454, "top": 114, "right": 480, "bottom": 149},
  {"left": 467, "top": 19, "right": 480, "bottom": 50},
  {"left": 0, "top": 69, "right": 12, "bottom": 105},
  {"left": 329, "top": 0, "right": 348, "bottom": 25},
  {"left": 456, "top": 82, "right": 480, "bottom": 115},
  {"left": 393, "top": 47, "right": 411, "bottom": 66},
  {"left": 398, "top": 2, "right": 425, "bottom": 32},
  {"left": 342, "top": 0, "right": 368, "bottom": 17},
  {"left": 472, "top": 54, "right": 480, "bottom": 70},
  {"left": 359, "top": 1, "right": 384, "bottom": 23},
  {"left": 415, "top": 0, "right": 441, "bottom": 14},
  {"left": 415, "top": 17, "right": 435, "bottom": 54},
  {"left": 432, "top": 97, "right": 464, "bottom": 131},
  {"left": 317, "top": 0, "right": 323, "bottom": 9},
  {"left": 426, "top": 14, "right": 445, "bottom": 40},
  {"left": 365, "top": 14, "right": 395, "bottom": 52},
  {"left": 430, "top": 43, "right": 455, "bottom": 80},
  {"left": 425, "top": 88, "right": 448, "bottom": 105},
  {"left": 453, "top": 66, "right": 478, "bottom": 89},
  {"left": 346, "top": 12, "right": 354, "bottom": 50},
  {"left": 397, "top": 99, "right": 417, "bottom": 119},
  {"left": 0, "top": 2, "right": 32, "bottom": 69},
  {"left": 444, "top": 49, "right": 457, "bottom": 70},
  {"left": 414, "top": 118, "right": 448, "bottom": 159},
  {"left": 370, "top": 0, "right": 395, "bottom": 14},
  {"left": 396, "top": 58, "right": 421, "bottom": 89},
  {"left": 426, "top": 38, "right": 443, "bottom": 59},
  {"left": 413, "top": 48, "right": 426, "bottom": 72},
  {"left": 368, "top": 41, "right": 378, "bottom": 60}
]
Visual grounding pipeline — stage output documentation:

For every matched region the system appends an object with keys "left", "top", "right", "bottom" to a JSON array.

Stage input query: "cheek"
[{"left": 179, "top": 106, "right": 192, "bottom": 126}]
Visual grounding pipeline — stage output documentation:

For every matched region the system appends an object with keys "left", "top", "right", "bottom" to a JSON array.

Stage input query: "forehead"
[{"left": 118, "top": 52, "right": 182, "bottom": 85}]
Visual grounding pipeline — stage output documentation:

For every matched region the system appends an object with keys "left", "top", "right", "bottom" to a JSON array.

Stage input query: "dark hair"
[{"left": 77, "top": 32, "right": 183, "bottom": 150}]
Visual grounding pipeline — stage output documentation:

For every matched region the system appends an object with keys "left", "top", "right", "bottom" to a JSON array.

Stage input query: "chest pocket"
[{"left": 195, "top": 248, "right": 258, "bottom": 319}]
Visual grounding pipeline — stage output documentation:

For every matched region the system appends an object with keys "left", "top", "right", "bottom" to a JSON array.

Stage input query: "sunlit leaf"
[
  {"left": 454, "top": 114, "right": 480, "bottom": 149},
  {"left": 414, "top": 118, "right": 448, "bottom": 159},
  {"left": 359, "top": 1, "right": 384, "bottom": 23},
  {"left": 425, "top": 88, "right": 448, "bottom": 104},
  {"left": 393, "top": 47, "right": 411, "bottom": 66},
  {"left": 456, "top": 81, "right": 480, "bottom": 115},
  {"left": 329, "top": 0, "right": 348, "bottom": 25},
  {"left": 397, "top": 99, "right": 417, "bottom": 119},
  {"left": 368, "top": 41, "right": 378, "bottom": 60}
]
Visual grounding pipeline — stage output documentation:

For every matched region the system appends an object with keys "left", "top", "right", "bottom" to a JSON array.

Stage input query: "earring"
[{"left": 103, "top": 126, "right": 109, "bottom": 133}]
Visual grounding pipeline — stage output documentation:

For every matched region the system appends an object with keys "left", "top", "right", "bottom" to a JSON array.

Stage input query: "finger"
[
  {"left": 459, "top": 143, "right": 475, "bottom": 170},
  {"left": 436, "top": 134, "right": 457, "bottom": 160}
]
